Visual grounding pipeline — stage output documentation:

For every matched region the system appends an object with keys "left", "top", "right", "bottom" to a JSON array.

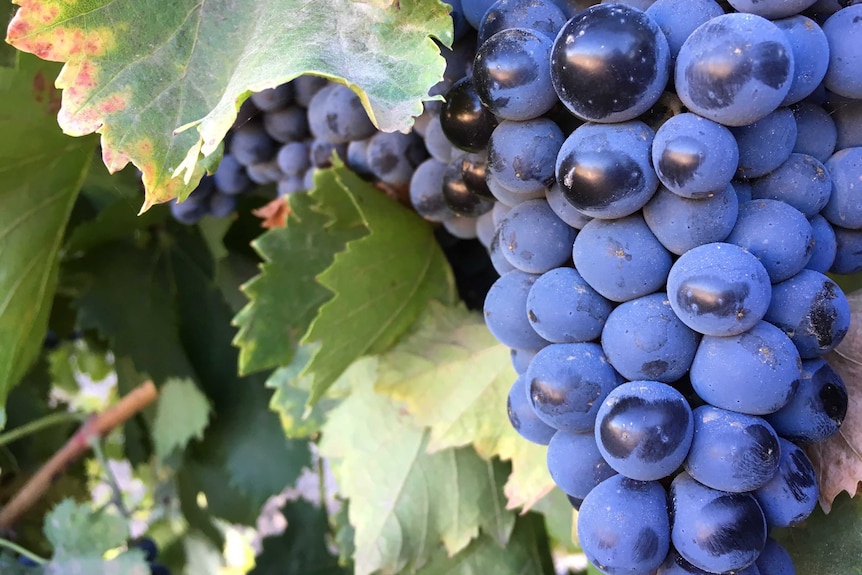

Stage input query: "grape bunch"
[
  {"left": 171, "top": 71, "right": 439, "bottom": 224},
  {"left": 405, "top": 0, "right": 862, "bottom": 573}
]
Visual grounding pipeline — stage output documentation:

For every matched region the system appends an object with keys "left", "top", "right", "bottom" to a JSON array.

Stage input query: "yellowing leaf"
[
  {"left": 810, "top": 289, "right": 862, "bottom": 512},
  {"left": 6, "top": 0, "right": 453, "bottom": 207},
  {"left": 376, "top": 302, "right": 554, "bottom": 510},
  {"left": 319, "top": 376, "right": 515, "bottom": 575}
]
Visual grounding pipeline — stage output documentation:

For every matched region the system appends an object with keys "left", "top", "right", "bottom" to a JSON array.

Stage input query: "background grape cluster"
[{"left": 401, "top": 0, "right": 862, "bottom": 574}]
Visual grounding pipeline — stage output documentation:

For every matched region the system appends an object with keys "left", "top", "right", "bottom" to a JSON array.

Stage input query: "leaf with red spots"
[
  {"left": 5, "top": 0, "right": 453, "bottom": 209},
  {"left": 0, "top": 54, "right": 96, "bottom": 428}
]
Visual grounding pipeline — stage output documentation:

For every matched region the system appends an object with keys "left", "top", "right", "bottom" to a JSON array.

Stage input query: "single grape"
[
  {"left": 690, "top": 320, "right": 802, "bottom": 415},
  {"left": 577, "top": 475, "right": 670, "bottom": 575},
  {"left": 497, "top": 199, "right": 576, "bottom": 274},
  {"left": 595, "top": 380, "right": 694, "bottom": 481},
  {"left": 666, "top": 242, "right": 772, "bottom": 336},
  {"left": 750, "top": 154, "right": 831, "bottom": 217},
  {"left": 670, "top": 471, "right": 767, "bottom": 573},
  {"left": 651, "top": 112, "right": 739, "bottom": 199},
  {"left": 756, "top": 538, "right": 796, "bottom": 575},
  {"left": 601, "top": 293, "right": 700, "bottom": 382},
  {"left": 550, "top": 3, "right": 670, "bottom": 123},
  {"left": 643, "top": 183, "right": 739, "bottom": 256},
  {"left": 725, "top": 199, "right": 814, "bottom": 283},
  {"left": 807, "top": 214, "right": 838, "bottom": 273},
  {"left": 250, "top": 84, "right": 293, "bottom": 112},
  {"left": 731, "top": 107, "right": 798, "bottom": 180},
  {"left": 484, "top": 270, "right": 548, "bottom": 349},
  {"left": 753, "top": 437, "right": 818, "bottom": 527},
  {"left": 573, "top": 213, "right": 672, "bottom": 303},
  {"left": 488, "top": 118, "right": 563, "bottom": 194},
  {"left": 556, "top": 121, "right": 658, "bottom": 218},
  {"left": 774, "top": 15, "right": 829, "bottom": 105},
  {"left": 527, "top": 267, "right": 611, "bottom": 343},
  {"left": 478, "top": 0, "right": 566, "bottom": 45},
  {"left": 822, "top": 5, "right": 862, "bottom": 98},
  {"left": 526, "top": 342, "right": 621, "bottom": 433},
  {"left": 213, "top": 154, "right": 251, "bottom": 195},
  {"left": 546, "top": 430, "right": 617, "bottom": 499},
  {"left": 766, "top": 357, "right": 847, "bottom": 444},
  {"left": 765, "top": 269, "right": 850, "bottom": 358},
  {"left": 675, "top": 13, "right": 794, "bottom": 126},
  {"left": 440, "top": 77, "right": 499, "bottom": 153},
  {"left": 685, "top": 405, "right": 781, "bottom": 492},
  {"left": 791, "top": 101, "right": 837, "bottom": 162},
  {"left": 507, "top": 374, "right": 556, "bottom": 444},
  {"left": 473, "top": 28, "right": 558, "bottom": 121}
]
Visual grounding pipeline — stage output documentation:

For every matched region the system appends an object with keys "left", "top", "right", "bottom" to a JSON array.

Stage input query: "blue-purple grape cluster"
[
  {"left": 172, "top": 73, "right": 434, "bottom": 224},
  {"left": 409, "top": 1, "right": 862, "bottom": 573}
]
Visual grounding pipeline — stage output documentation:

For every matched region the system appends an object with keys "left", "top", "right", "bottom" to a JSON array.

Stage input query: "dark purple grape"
[
  {"left": 443, "top": 154, "right": 496, "bottom": 216},
  {"left": 440, "top": 77, "right": 499, "bottom": 153},
  {"left": 550, "top": 3, "right": 670, "bottom": 122}
]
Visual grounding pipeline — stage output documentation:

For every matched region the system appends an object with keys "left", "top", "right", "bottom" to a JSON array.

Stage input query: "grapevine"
[{"left": 1, "top": 1, "right": 862, "bottom": 574}]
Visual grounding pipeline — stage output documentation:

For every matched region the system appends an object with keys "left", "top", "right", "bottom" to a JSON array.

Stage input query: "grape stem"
[
  {"left": 0, "top": 536, "right": 47, "bottom": 564},
  {"left": 0, "top": 381, "right": 158, "bottom": 530},
  {"left": 0, "top": 412, "right": 85, "bottom": 448}
]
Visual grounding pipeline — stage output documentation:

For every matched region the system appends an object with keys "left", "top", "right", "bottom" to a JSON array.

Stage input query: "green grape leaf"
[
  {"left": 152, "top": 377, "right": 211, "bottom": 458},
  {"left": 810, "top": 289, "right": 862, "bottom": 512},
  {"left": 72, "top": 241, "right": 196, "bottom": 384},
  {"left": 165, "top": 224, "right": 312, "bottom": 513},
  {"left": 319, "top": 376, "right": 515, "bottom": 575},
  {"left": 531, "top": 488, "right": 579, "bottom": 554},
  {"left": 65, "top": 198, "right": 166, "bottom": 255},
  {"left": 46, "top": 554, "right": 150, "bottom": 575},
  {"left": 250, "top": 499, "right": 348, "bottom": 575},
  {"left": 72, "top": 223, "right": 311, "bottom": 516},
  {"left": 302, "top": 166, "right": 456, "bottom": 406},
  {"left": 773, "top": 492, "right": 862, "bottom": 574},
  {"left": 6, "top": 0, "right": 452, "bottom": 207},
  {"left": 233, "top": 172, "right": 367, "bottom": 376},
  {"left": 43, "top": 500, "right": 128, "bottom": 555},
  {"left": 376, "top": 301, "right": 554, "bottom": 509},
  {"left": 414, "top": 513, "right": 555, "bottom": 575},
  {"left": 265, "top": 346, "right": 370, "bottom": 439},
  {"left": 0, "top": 54, "right": 95, "bottom": 427}
]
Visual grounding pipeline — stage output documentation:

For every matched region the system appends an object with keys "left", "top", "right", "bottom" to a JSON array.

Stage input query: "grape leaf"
[
  {"left": 319, "top": 376, "right": 515, "bottom": 575},
  {"left": 249, "top": 499, "right": 348, "bottom": 575},
  {"left": 773, "top": 492, "right": 862, "bottom": 574},
  {"left": 233, "top": 171, "right": 367, "bottom": 376},
  {"left": 531, "top": 488, "right": 579, "bottom": 554},
  {"left": 45, "top": 555, "right": 150, "bottom": 575},
  {"left": 266, "top": 346, "right": 371, "bottom": 439},
  {"left": 0, "top": 54, "right": 95, "bottom": 428},
  {"left": 414, "top": 513, "right": 555, "bottom": 575},
  {"left": 165, "top": 224, "right": 312, "bottom": 511},
  {"left": 810, "top": 289, "right": 862, "bottom": 512},
  {"left": 72, "top": 241, "right": 196, "bottom": 384},
  {"left": 376, "top": 301, "right": 555, "bottom": 510},
  {"left": 6, "top": 0, "right": 452, "bottom": 207},
  {"left": 301, "top": 166, "right": 456, "bottom": 406},
  {"left": 43, "top": 499, "right": 128, "bottom": 555},
  {"left": 152, "top": 377, "right": 211, "bottom": 458}
]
